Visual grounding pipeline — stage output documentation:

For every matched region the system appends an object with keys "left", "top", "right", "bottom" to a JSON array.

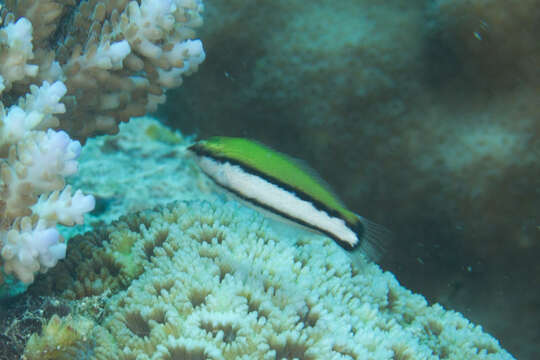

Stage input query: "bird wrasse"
[{"left": 188, "top": 137, "right": 390, "bottom": 261}]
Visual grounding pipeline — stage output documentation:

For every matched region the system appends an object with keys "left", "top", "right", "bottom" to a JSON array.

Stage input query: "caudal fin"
[{"left": 357, "top": 216, "right": 393, "bottom": 262}]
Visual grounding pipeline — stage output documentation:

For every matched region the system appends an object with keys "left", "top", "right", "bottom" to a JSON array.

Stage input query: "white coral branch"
[
  {"left": 1, "top": 129, "right": 83, "bottom": 219},
  {"left": 0, "top": 218, "right": 66, "bottom": 284},
  {"left": 32, "top": 186, "right": 95, "bottom": 227},
  {"left": 0, "top": 81, "right": 67, "bottom": 149},
  {"left": 20, "top": 81, "right": 67, "bottom": 130},
  {"left": 0, "top": 18, "right": 39, "bottom": 92}
]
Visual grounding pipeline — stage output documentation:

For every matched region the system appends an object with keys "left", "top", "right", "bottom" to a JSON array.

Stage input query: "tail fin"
[{"left": 357, "top": 216, "right": 393, "bottom": 262}]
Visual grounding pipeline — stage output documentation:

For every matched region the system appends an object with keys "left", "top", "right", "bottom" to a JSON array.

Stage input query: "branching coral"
[
  {"left": 0, "top": 0, "right": 206, "bottom": 292},
  {"left": 0, "top": 0, "right": 205, "bottom": 141},
  {"left": 0, "top": 79, "right": 94, "bottom": 287}
]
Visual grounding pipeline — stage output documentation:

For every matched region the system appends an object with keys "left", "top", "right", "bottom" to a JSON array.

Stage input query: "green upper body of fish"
[{"left": 188, "top": 137, "right": 388, "bottom": 259}]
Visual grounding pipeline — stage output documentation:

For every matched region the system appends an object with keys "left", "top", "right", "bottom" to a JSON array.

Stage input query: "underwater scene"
[{"left": 0, "top": 0, "right": 538, "bottom": 359}]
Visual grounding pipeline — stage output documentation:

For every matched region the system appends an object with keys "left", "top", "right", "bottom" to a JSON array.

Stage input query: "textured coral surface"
[{"left": 24, "top": 199, "right": 514, "bottom": 360}]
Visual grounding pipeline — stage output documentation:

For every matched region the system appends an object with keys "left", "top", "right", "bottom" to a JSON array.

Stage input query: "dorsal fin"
[{"left": 284, "top": 153, "right": 347, "bottom": 209}]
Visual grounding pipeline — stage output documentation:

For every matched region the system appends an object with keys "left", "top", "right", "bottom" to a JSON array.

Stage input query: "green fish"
[{"left": 188, "top": 137, "right": 389, "bottom": 260}]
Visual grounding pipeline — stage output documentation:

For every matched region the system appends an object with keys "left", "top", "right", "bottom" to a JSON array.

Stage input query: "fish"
[{"left": 188, "top": 137, "right": 390, "bottom": 260}]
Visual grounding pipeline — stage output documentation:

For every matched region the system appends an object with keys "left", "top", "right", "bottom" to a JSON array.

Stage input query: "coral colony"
[
  {"left": 0, "top": 0, "right": 205, "bottom": 291},
  {"left": 25, "top": 198, "right": 515, "bottom": 359}
]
